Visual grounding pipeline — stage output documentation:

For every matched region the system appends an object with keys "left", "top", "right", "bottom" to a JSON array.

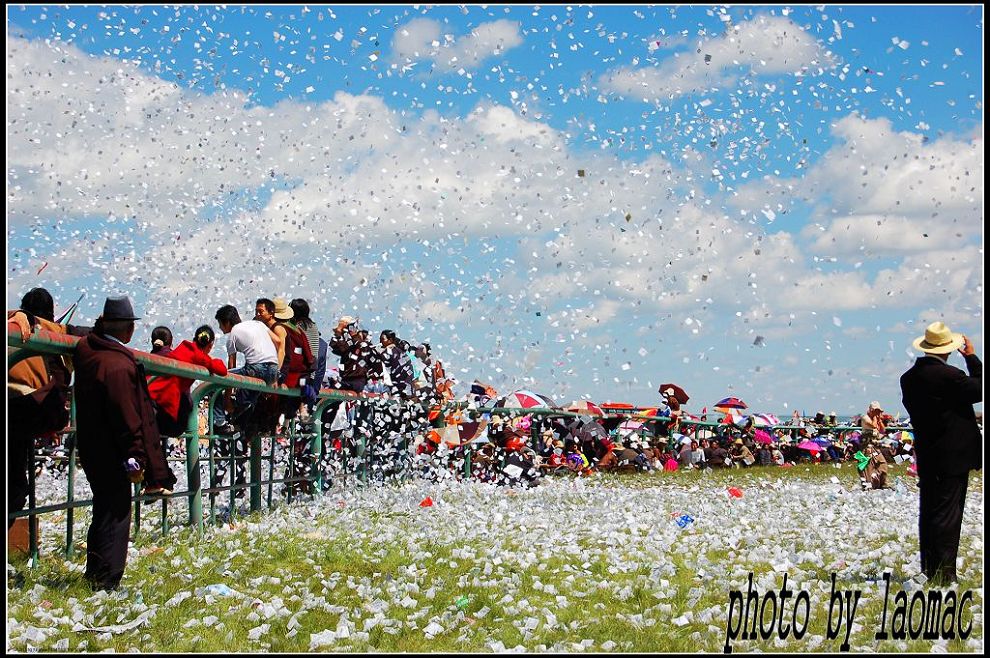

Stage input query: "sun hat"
[
  {"left": 273, "top": 298, "right": 294, "bottom": 320},
  {"left": 734, "top": 438, "right": 743, "bottom": 445},
  {"left": 869, "top": 401, "right": 882, "bottom": 411},
  {"left": 912, "top": 321, "right": 965, "bottom": 355},
  {"left": 101, "top": 296, "right": 141, "bottom": 321}
]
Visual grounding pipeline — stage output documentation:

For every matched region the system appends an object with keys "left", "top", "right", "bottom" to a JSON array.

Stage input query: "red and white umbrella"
[
  {"left": 563, "top": 400, "right": 605, "bottom": 417},
  {"left": 497, "top": 390, "right": 556, "bottom": 410}
]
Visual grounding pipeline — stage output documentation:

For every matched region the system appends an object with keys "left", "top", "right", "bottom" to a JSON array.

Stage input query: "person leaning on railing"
[
  {"left": 147, "top": 325, "right": 228, "bottom": 440},
  {"left": 73, "top": 296, "right": 177, "bottom": 592},
  {"left": 7, "top": 288, "right": 91, "bottom": 528}
]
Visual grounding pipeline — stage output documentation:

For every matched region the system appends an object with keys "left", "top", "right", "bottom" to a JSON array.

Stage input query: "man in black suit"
[{"left": 900, "top": 321, "right": 982, "bottom": 584}]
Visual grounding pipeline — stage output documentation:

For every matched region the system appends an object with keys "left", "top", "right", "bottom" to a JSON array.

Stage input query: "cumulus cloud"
[
  {"left": 391, "top": 18, "right": 522, "bottom": 72},
  {"left": 5, "top": 32, "right": 982, "bottom": 403},
  {"left": 600, "top": 15, "right": 832, "bottom": 101},
  {"left": 739, "top": 114, "right": 983, "bottom": 257}
]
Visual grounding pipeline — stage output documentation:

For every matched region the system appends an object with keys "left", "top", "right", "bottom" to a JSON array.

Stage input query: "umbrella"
[
  {"left": 721, "top": 410, "right": 746, "bottom": 425},
  {"left": 600, "top": 401, "right": 635, "bottom": 415},
  {"left": 658, "top": 383, "right": 690, "bottom": 405},
  {"left": 632, "top": 406, "right": 669, "bottom": 420},
  {"left": 812, "top": 437, "right": 832, "bottom": 447},
  {"left": 435, "top": 410, "right": 490, "bottom": 447},
  {"left": 751, "top": 413, "right": 780, "bottom": 428},
  {"left": 753, "top": 429, "right": 774, "bottom": 445},
  {"left": 496, "top": 390, "right": 556, "bottom": 410},
  {"left": 618, "top": 419, "right": 646, "bottom": 440},
  {"left": 563, "top": 400, "right": 605, "bottom": 417},
  {"left": 714, "top": 397, "right": 748, "bottom": 414},
  {"left": 797, "top": 440, "right": 822, "bottom": 453},
  {"left": 55, "top": 292, "right": 86, "bottom": 324}
]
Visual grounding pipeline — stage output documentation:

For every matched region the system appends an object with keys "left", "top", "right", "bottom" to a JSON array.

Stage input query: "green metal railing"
[
  {"left": 7, "top": 328, "right": 423, "bottom": 564},
  {"left": 9, "top": 328, "right": 912, "bottom": 564}
]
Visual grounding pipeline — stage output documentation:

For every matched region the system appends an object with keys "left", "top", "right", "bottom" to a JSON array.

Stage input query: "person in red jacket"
[{"left": 148, "top": 325, "right": 228, "bottom": 441}]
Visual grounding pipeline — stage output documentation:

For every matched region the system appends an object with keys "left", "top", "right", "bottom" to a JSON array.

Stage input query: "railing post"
[
  {"left": 188, "top": 384, "right": 222, "bottom": 535},
  {"left": 311, "top": 398, "right": 334, "bottom": 494},
  {"left": 65, "top": 396, "right": 77, "bottom": 559},
  {"left": 286, "top": 421, "right": 295, "bottom": 507},
  {"left": 27, "top": 434, "right": 39, "bottom": 567},
  {"left": 267, "top": 433, "right": 275, "bottom": 510},
  {"left": 250, "top": 430, "right": 263, "bottom": 513}
]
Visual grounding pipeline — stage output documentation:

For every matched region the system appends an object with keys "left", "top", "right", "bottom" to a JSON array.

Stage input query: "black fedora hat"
[{"left": 101, "top": 296, "right": 141, "bottom": 321}]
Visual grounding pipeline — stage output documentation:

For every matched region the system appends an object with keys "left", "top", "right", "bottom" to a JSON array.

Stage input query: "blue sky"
[{"left": 6, "top": 5, "right": 984, "bottom": 416}]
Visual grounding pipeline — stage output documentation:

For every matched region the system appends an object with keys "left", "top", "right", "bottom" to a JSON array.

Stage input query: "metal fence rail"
[
  {"left": 7, "top": 328, "right": 420, "bottom": 564},
  {"left": 8, "top": 329, "right": 912, "bottom": 565}
]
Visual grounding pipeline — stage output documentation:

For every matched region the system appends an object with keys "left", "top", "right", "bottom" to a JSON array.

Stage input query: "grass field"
[{"left": 6, "top": 463, "right": 984, "bottom": 652}]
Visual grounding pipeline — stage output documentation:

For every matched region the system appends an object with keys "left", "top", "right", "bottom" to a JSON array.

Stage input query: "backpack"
[{"left": 278, "top": 322, "right": 314, "bottom": 388}]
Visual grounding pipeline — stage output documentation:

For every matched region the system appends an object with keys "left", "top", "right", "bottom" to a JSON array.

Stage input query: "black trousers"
[
  {"left": 918, "top": 472, "right": 969, "bottom": 581},
  {"left": 85, "top": 473, "right": 133, "bottom": 590},
  {"left": 7, "top": 426, "right": 30, "bottom": 530}
]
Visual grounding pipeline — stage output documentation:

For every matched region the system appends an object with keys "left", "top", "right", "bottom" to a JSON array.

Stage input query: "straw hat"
[
  {"left": 273, "top": 298, "right": 294, "bottom": 320},
  {"left": 912, "top": 321, "right": 964, "bottom": 355}
]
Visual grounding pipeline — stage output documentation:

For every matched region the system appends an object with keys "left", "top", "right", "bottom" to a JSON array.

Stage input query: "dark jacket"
[
  {"left": 74, "top": 333, "right": 176, "bottom": 488},
  {"left": 900, "top": 354, "right": 982, "bottom": 478},
  {"left": 329, "top": 333, "right": 373, "bottom": 392},
  {"left": 381, "top": 345, "right": 414, "bottom": 397}
]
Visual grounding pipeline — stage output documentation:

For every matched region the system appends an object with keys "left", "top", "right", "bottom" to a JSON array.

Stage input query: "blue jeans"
[{"left": 213, "top": 362, "right": 278, "bottom": 426}]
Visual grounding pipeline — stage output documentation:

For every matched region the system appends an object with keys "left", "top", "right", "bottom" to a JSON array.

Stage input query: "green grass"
[{"left": 6, "top": 466, "right": 983, "bottom": 652}]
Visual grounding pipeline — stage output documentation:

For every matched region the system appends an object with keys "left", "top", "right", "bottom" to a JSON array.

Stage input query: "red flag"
[{"left": 419, "top": 496, "right": 434, "bottom": 508}]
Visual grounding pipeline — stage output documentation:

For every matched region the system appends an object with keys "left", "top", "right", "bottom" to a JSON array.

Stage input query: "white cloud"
[
  {"left": 739, "top": 114, "right": 983, "bottom": 257},
  {"left": 6, "top": 34, "right": 983, "bottom": 406},
  {"left": 804, "top": 214, "right": 958, "bottom": 255},
  {"left": 391, "top": 18, "right": 522, "bottom": 71},
  {"left": 600, "top": 15, "right": 832, "bottom": 101}
]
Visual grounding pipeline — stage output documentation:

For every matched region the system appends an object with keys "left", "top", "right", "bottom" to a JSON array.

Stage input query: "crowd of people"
[
  {"left": 6, "top": 289, "right": 982, "bottom": 589},
  {"left": 409, "top": 398, "right": 919, "bottom": 492}
]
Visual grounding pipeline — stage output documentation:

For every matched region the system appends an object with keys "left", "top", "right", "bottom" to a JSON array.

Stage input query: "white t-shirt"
[{"left": 226, "top": 320, "right": 278, "bottom": 366}]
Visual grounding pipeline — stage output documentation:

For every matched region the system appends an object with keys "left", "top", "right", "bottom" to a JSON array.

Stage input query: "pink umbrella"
[
  {"left": 754, "top": 429, "right": 774, "bottom": 445},
  {"left": 797, "top": 440, "right": 822, "bottom": 453}
]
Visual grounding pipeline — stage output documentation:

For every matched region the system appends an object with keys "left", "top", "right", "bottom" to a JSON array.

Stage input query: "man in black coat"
[
  {"left": 900, "top": 321, "right": 982, "bottom": 584},
  {"left": 74, "top": 296, "right": 176, "bottom": 591}
]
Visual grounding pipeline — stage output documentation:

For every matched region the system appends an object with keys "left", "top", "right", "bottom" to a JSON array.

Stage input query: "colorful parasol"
[
  {"left": 751, "top": 413, "right": 780, "bottom": 428},
  {"left": 714, "top": 397, "right": 748, "bottom": 414}
]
